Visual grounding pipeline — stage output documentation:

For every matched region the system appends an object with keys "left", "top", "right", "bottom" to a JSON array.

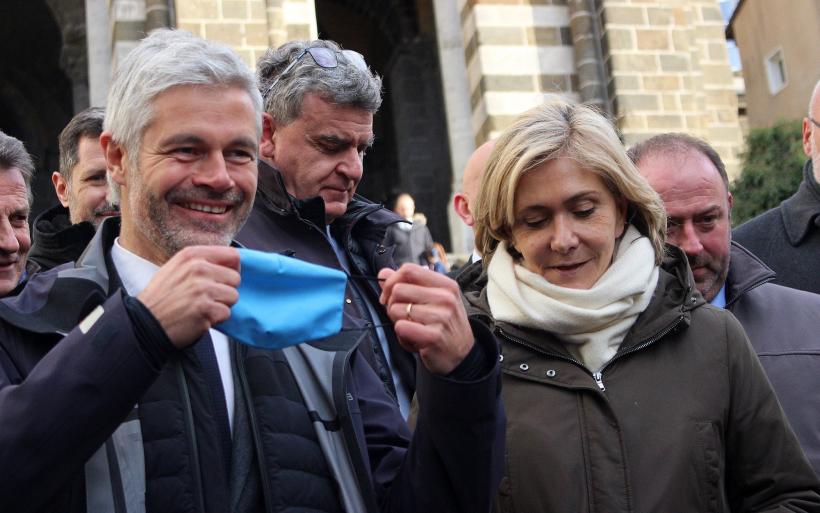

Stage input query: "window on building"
[{"left": 764, "top": 48, "right": 787, "bottom": 95}]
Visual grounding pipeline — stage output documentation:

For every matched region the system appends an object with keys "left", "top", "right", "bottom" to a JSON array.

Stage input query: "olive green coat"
[{"left": 458, "top": 246, "right": 820, "bottom": 513}]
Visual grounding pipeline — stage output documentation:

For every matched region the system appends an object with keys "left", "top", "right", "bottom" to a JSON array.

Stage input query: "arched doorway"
[
  {"left": 0, "top": 0, "right": 83, "bottom": 219},
  {"left": 315, "top": 0, "right": 453, "bottom": 248}
]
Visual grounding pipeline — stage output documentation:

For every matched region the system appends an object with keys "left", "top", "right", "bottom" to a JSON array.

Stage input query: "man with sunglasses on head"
[
  {"left": 735, "top": 79, "right": 820, "bottom": 295},
  {"left": 236, "top": 39, "right": 504, "bottom": 512},
  {"left": 240, "top": 42, "right": 421, "bottom": 418}
]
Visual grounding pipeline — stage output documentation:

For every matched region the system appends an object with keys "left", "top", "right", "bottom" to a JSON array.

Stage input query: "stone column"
[
  {"left": 47, "top": 0, "right": 91, "bottom": 111},
  {"left": 145, "top": 0, "right": 171, "bottom": 31},
  {"left": 86, "top": 0, "right": 111, "bottom": 106},
  {"left": 432, "top": 0, "right": 475, "bottom": 254},
  {"left": 109, "top": 0, "right": 147, "bottom": 73},
  {"left": 568, "top": 0, "right": 609, "bottom": 111}
]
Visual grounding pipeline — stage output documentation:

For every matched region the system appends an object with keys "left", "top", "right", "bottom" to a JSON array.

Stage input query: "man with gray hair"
[
  {"left": 632, "top": 132, "right": 820, "bottom": 474},
  {"left": 29, "top": 107, "right": 119, "bottom": 270},
  {"left": 734, "top": 79, "right": 820, "bottom": 294},
  {"left": 0, "top": 131, "right": 34, "bottom": 296},
  {"left": 0, "top": 29, "right": 259, "bottom": 511},
  {"left": 0, "top": 31, "right": 503, "bottom": 513},
  {"left": 238, "top": 41, "right": 416, "bottom": 417}
]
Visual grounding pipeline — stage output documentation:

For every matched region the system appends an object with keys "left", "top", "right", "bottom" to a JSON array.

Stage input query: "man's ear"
[
  {"left": 260, "top": 113, "right": 276, "bottom": 160},
  {"left": 727, "top": 190, "right": 733, "bottom": 212},
  {"left": 100, "top": 131, "right": 127, "bottom": 188},
  {"left": 803, "top": 118, "right": 813, "bottom": 157},
  {"left": 453, "top": 193, "right": 474, "bottom": 227},
  {"left": 51, "top": 171, "right": 70, "bottom": 208}
]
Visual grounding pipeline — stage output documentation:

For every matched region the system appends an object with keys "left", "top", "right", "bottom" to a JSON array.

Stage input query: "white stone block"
[
  {"left": 112, "top": 0, "right": 145, "bottom": 21},
  {"left": 474, "top": 4, "right": 568, "bottom": 28},
  {"left": 477, "top": 46, "right": 574, "bottom": 75}
]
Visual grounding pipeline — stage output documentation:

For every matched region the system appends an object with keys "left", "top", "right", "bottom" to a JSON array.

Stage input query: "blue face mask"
[{"left": 215, "top": 249, "right": 347, "bottom": 349}]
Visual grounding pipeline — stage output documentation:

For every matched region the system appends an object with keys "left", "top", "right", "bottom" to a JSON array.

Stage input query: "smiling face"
[
  {"left": 263, "top": 93, "right": 374, "bottom": 224},
  {"left": 510, "top": 157, "right": 626, "bottom": 289},
  {"left": 637, "top": 150, "right": 732, "bottom": 301},
  {"left": 0, "top": 168, "right": 31, "bottom": 295},
  {"left": 105, "top": 85, "right": 258, "bottom": 264},
  {"left": 53, "top": 135, "right": 119, "bottom": 227}
]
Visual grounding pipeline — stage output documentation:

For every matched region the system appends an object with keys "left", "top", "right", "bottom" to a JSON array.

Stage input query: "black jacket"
[
  {"left": 734, "top": 160, "right": 820, "bottom": 294},
  {"left": 28, "top": 204, "right": 97, "bottom": 271},
  {"left": 236, "top": 162, "right": 416, "bottom": 401},
  {"left": 0, "top": 218, "right": 506, "bottom": 513},
  {"left": 726, "top": 240, "right": 820, "bottom": 475}
]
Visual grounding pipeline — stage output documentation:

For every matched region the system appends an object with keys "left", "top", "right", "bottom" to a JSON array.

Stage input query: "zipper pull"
[{"left": 592, "top": 371, "right": 606, "bottom": 392}]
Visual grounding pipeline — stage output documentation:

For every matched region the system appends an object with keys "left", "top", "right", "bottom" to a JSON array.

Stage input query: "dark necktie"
[{"left": 192, "top": 332, "right": 232, "bottom": 474}]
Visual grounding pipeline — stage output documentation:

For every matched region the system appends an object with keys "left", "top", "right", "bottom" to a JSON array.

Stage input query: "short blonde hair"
[{"left": 474, "top": 97, "right": 667, "bottom": 266}]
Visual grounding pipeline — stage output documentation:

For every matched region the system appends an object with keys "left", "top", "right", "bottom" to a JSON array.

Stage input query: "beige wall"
[
  {"left": 731, "top": 0, "right": 820, "bottom": 128},
  {"left": 175, "top": 0, "right": 317, "bottom": 69},
  {"left": 601, "top": 0, "right": 744, "bottom": 179}
]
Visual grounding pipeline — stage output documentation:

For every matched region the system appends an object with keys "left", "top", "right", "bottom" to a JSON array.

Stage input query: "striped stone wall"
[
  {"left": 599, "top": 0, "right": 743, "bottom": 178},
  {"left": 175, "top": 0, "right": 317, "bottom": 69},
  {"left": 109, "top": 0, "right": 148, "bottom": 71},
  {"left": 459, "top": 0, "right": 579, "bottom": 145}
]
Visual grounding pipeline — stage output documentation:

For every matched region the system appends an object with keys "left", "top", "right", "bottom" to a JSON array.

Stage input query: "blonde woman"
[{"left": 457, "top": 98, "right": 820, "bottom": 512}]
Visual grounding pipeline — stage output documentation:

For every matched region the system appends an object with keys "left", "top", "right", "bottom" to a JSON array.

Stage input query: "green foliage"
[{"left": 731, "top": 121, "right": 806, "bottom": 226}]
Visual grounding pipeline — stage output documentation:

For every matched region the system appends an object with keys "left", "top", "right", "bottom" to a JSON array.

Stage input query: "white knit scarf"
[{"left": 487, "top": 225, "right": 659, "bottom": 372}]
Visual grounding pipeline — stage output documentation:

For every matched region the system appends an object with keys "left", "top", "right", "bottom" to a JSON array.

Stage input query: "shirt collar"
[
  {"left": 110, "top": 238, "right": 160, "bottom": 296},
  {"left": 709, "top": 283, "right": 727, "bottom": 309}
]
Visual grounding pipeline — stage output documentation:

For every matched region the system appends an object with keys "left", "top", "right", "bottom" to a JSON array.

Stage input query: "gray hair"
[
  {"left": 59, "top": 106, "right": 105, "bottom": 183},
  {"left": 0, "top": 131, "right": 34, "bottom": 206},
  {"left": 258, "top": 39, "right": 382, "bottom": 124},
  {"left": 105, "top": 29, "right": 263, "bottom": 204},
  {"left": 627, "top": 133, "right": 728, "bottom": 191}
]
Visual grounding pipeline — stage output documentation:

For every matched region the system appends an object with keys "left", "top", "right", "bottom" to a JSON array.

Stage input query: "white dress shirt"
[{"left": 111, "top": 239, "right": 235, "bottom": 431}]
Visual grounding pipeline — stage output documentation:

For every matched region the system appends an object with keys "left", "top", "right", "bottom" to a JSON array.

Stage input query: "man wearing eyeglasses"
[
  {"left": 236, "top": 40, "right": 505, "bottom": 512},
  {"left": 734, "top": 79, "right": 820, "bottom": 295}
]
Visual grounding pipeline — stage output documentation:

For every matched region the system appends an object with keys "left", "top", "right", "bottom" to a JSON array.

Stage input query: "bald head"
[
  {"left": 804, "top": 80, "right": 820, "bottom": 181},
  {"left": 454, "top": 140, "right": 494, "bottom": 228}
]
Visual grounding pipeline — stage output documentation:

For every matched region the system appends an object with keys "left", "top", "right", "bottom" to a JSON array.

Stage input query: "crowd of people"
[{"left": 0, "top": 28, "right": 819, "bottom": 513}]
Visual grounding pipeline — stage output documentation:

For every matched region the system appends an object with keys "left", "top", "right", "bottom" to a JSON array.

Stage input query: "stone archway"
[
  {"left": 0, "top": 0, "right": 83, "bottom": 219},
  {"left": 315, "top": 0, "right": 453, "bottom": 248}
]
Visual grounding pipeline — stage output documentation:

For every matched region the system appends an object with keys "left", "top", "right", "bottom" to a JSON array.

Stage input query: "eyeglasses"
[
  {"left": 262, "top": 47, "right": 368, "bottom": 99},
  {"left": 809, "top": 117, "right": 820, "bottom": 129}
]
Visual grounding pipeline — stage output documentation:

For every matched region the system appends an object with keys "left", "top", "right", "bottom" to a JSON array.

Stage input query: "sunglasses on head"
[{"left": 262, "top": 46, "right": 368, "bottom": 99}]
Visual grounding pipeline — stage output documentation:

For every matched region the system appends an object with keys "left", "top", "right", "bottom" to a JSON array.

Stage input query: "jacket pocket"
[{"left": 695, "top": 421, "right": 725, "bottom": 513}]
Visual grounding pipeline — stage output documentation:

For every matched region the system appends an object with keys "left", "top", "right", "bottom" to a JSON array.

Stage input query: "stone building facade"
[
  {"left": 727, "top": 0, "right": 820, "bottom": 129},
  {"left": 0, "top": 0, "right": 743, "bottom": 253}
]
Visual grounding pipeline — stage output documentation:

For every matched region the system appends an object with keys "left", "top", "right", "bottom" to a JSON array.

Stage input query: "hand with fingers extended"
[
  {"left": 378, "top": 264, "right": 475, "bottom": 375},
  {"left": 137, "top": 246, "right": 241, "bottom": 349}
]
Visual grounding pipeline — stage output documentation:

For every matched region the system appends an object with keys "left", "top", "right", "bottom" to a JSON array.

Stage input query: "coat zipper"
[
  {"left": 592, "top": 371, "right": 606, "bottom": 392},
  {"left": 498, "top": 313, "right": 685, "bottom": 393},
  {"left": 235, "top": 344, "right": 274, "bottom": 513},
  {"left": 176, "top": 362, "right": 207, "bottom": 513}
]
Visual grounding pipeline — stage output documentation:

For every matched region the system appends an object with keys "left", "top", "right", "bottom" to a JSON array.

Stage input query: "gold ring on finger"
[{"left": 406, "top": 302, "right": 414, "bottom": 320}]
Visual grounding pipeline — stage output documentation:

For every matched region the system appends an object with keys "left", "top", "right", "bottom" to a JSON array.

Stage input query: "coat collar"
[
  {"left": 781, "top": 160, "right": 820, "bottom": 246},
  {"left": 254, "top": 159, "right": 402, "bottom": 240},
  {"left": 460, "top": 244, "right": 702, "bottom": 358},
  {"left": 0, "top": 217, "right": 121, "bottom": 335},
  {"left": 724, "top": 240, "right": 775, "bottom": 308}
]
